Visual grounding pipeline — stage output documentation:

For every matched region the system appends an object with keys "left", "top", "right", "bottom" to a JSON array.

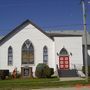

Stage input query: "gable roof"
[
  {"left": 0, "top": 36, "right": 3, "bottom": 40},
  {"left": 1, "top": 19, "right": 89, "bottom": 46},
  {"left": 0, "top": 19, "right": 53, "bottom": 45}
]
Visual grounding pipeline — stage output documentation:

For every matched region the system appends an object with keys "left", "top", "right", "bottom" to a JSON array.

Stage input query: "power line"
[
  {"left": 0, "top": 23, "right": 90, "bottom": 30},
  {"left": 41, "top": 24, "right": 90, "bottom": 29}
]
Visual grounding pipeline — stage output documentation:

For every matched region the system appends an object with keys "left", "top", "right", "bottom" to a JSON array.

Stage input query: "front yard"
[{"left": 0, "top": 77, "right": 90, "bottom": 89}]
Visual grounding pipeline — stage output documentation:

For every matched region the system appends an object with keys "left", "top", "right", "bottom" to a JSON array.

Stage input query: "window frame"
[
  {"left": 43, "top": 46, "right": 48, "bottom": 64},
  {"left": 22, "top": 40, "right": 34, "bottom": 64},
  {"left": 8, "top": 46, "right": 13, "bottom": 66}
]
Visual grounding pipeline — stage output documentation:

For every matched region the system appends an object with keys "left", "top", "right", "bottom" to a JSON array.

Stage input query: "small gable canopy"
[{"left": 59, "top": 48, "right": 69, "bottom": 56}]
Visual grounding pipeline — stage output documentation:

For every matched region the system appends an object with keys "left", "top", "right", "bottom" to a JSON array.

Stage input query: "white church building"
[{"left": 0, "top": 19, "right": 90, "bottom": 77}]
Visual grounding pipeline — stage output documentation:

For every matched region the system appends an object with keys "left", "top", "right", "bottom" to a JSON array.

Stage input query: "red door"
[{"left": 59, "top": 56, "right": 69, "bottom": 69}]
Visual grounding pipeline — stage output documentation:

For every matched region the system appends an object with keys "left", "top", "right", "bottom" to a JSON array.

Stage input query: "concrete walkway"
[{"left": 60, "top": 77, "right": 85, "bottom": 81}]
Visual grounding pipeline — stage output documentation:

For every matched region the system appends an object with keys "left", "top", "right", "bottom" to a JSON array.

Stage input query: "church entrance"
[
  {"left": 59, "top": 56, "right": 69, "bottom": 69},
  {"left": 21, "top": 67, "right": 32, "bottom": 78},
  {"left": 58, "top": 48, "right": 69, "bottom": 70}
]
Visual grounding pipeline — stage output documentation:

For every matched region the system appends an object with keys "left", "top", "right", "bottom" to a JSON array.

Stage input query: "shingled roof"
[{"left": 46, "top": 30, "right": 90, "bottom": 45}]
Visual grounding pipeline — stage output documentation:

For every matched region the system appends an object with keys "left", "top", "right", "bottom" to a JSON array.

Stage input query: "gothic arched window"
[
  {"left": 8, "top": 46, "right": 13, "bottom": 65},
  {"left": 43, "top": 46, "right": 48, "bottom": 64},
  {"left": 22, "top": 39, "right": 34, "bottom": 64}
]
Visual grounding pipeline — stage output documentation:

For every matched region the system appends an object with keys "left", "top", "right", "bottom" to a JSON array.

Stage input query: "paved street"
[{"left": 32, "top": 87, "right": 90, "bottom": 90}]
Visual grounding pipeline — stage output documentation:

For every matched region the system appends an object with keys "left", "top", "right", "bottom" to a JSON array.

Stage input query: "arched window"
[
  {"left": 22, "top": 39, "right": 34, "bottom": 64},
  {"left": 8, "top": 46, "right": 13, "bottom": 65},
  {"left": 60, "top": 48, "right": 68, "bottom": 55},
  {"left": 43, "top": 46, "right": 48, "bottom": 64}
]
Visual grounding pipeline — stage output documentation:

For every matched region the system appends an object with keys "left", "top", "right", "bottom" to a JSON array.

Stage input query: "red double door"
[{"left": 59, "top": 56, "right": 69, "bottom": 70}]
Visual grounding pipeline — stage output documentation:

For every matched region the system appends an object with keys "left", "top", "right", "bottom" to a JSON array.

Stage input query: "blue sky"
[{"left": 0, "top": 0, "right": 90, "bottom": 36}]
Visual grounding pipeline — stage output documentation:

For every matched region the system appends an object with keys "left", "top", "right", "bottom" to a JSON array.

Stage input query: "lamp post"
[{"left": 81, "top": 0, "right": 88, "bottom": 82}]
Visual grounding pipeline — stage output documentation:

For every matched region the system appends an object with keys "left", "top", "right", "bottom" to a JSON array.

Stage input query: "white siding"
[
  {"left": 0, "top": 22, "right": 84, "bottom": 75},
  {"left": 0, "top": 24, "right": 55, "bottom": 74},
  {"left": 54, "top": 36, "right": 83, "bottom": 70}
]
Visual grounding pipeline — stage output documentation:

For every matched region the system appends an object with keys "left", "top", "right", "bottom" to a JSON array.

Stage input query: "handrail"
[
  {"left": 56, "top": 64, "right": 59, "bottom": 78},
  {"left": 71, "top": 64, "right": 85, "bottom": 77},
  {"left": 71, "top": 64, "right": 83, "bottom": 70}
]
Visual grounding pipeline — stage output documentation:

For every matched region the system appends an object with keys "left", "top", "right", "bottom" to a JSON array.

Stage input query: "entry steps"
[
  {"left": 58, "top": 69, "right": 86, "bottom": 78},
  {"left": 58, "top": 69, "right": 78, "bottom": 77}
]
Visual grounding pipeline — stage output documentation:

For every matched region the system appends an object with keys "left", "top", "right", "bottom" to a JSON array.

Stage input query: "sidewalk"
[{"left": 60, "top": 77, "right": 85, "bottom": 81}]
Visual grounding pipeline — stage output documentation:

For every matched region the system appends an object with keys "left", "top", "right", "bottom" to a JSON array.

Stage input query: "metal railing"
[
  {"left": 71, "top": 64, "right": 83, "bottom": 70},
  {"left": 71, "top": 64, "right": 86, "bottom": 77}
]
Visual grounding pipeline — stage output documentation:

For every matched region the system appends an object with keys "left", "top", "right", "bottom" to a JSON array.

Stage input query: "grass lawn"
[{"left": 0, "top": 77, "right": 90, "bottom": 89}]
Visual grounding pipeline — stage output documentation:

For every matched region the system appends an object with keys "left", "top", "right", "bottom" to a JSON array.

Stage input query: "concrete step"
[{"left": 58, "top": 69, "right": 78, "bottom": 77}]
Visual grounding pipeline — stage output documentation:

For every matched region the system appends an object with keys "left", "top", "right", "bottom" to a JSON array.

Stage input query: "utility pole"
[{"left": 81, "top": 0, "right": 88, "bottom": 82}]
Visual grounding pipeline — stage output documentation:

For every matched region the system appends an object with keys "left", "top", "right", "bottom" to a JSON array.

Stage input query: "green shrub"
[
  {"left": 35, "top": 63, "right": 54, "bottom": 78},
  {"left": 6, "top": 73, "right": 13, "bottom": 80},
  {"left": 50, "top": 68, "right": 54, "bottom": 76},
  {"left": 16, "top": 73, "right": 21, "bottom": 78},
  {"left": 82, "top": 66, "right": 90, "bottom": 76}
]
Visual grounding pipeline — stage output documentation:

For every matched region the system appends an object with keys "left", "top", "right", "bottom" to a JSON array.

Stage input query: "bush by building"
[{"left": 35, "top": 63, "right": 54, "bottom": 78}]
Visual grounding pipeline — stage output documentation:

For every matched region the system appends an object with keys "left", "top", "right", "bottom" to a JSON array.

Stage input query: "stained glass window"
[{"left": 22, "top": 40, "right": 34, "bottom": 64}]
